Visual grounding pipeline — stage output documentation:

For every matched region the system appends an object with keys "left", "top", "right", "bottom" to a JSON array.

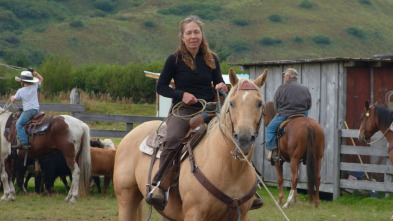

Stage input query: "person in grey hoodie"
[{"left": 266, "top": 68, "right": 311, "bottom": 162}]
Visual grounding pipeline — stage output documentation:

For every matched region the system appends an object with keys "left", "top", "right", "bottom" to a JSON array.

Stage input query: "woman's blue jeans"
[
  {"left": 265, "top": 111, "right": 308, "bottom": 150},
  {"left": 16, "top": 109, "right": 38, "bottom": 144}
]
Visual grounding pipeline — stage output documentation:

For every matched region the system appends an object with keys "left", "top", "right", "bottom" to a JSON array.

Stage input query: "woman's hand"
[
  {"left": 182, "top": 92, "right": 197, "bottom": 105},
  {"left": 215, "top": 82, "right": 228, "bottom": 94}
]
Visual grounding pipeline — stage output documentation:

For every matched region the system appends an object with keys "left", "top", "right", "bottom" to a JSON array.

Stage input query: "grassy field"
[
  {"left": 1, "top": 100, "right": 392, "bottom": 220},
  {"left": 0, "top": 180, "right": 392, "bottom": 221}
]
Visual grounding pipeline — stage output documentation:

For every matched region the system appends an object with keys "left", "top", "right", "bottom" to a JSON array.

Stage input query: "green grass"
[{"left": 2, "top": 180, "right": 392, "bottom": 220}]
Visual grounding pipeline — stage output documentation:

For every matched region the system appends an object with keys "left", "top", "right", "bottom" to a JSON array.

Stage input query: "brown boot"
[
  {"left": 146, "top": 188, "right": 167, "bottom": 210},
  {"left": 250, "top": 198, "right": 264, "bottom": 210},
  {"left": 151, "top": 188, "right": 165, "bottom": 205}
]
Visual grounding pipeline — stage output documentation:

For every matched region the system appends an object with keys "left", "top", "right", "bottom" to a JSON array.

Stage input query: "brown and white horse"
[
  {"left": 0, "top": 109, "right": 91, "bottom": 203},
  {"left": 113, "top": 68, "right": 267, "bottom": 221}
]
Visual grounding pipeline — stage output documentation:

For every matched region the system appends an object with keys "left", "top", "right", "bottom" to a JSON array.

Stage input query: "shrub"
[
  {"left": 293, "top": 36, "right": 303, "bottom": 43},
  {"left": 229, "top": 40, "right": 249, "bottom": 52},
  {"left": 143, "top": 21, "right": 156, "bottom": 28},
  {"left": 259, "top": 37, "right": 283, "bottom": 46},
  {"left": 232, "top": 18, "right": 249, "bottom": 26},
  {"left": 4, "top": 35, "right": 20, "bottom": 44},
  {"left": 156, "top": 1, "right": 221, "bottom": 20},
  {"left": 359, "top": 0, "right": 372, "bottom": 5},
  {"left": 312, "top": 35, "right": 331, "bottom": 45},
  {"left": 69, "top": 20, "right": 84, "bottom": 28},
  {"left": 299, "top": 0, "right": 313, "bottom": 9},
  {"left": 3, "top": 49, "right": 31, "bottom": 68},
  {"left": 93, "top": 0, "right": 116, "bottom": 12},
  {"left": 0, "top": 11, "right": 21, "bottom": 32},
  {"left": 269, "top": 14, "right": 282, "bottom": 23},
  {"left": 40, "top": 55, "right": 73, "bottom": 95},
  {"left": 346, "top": 26, "right": 365, "bottom": 39}
]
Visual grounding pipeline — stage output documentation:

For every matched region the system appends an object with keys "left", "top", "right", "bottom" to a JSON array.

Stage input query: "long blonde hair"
[{"left": 174, "top": 15, "right": 216, "bottom": 70}]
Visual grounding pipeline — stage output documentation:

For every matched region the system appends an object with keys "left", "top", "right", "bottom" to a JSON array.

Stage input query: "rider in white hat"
[{"left": 11, "top": 69, "right": 43, "bottom": 150}]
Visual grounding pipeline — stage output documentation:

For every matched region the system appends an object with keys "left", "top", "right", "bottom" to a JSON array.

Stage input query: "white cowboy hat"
[{"left": 15, "top": 71, "right": 39, "bottom": 83}]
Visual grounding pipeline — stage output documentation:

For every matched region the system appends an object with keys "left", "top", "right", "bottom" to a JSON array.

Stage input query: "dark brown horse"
[
  {"left": 0, "top": 109, "right": 91, "bottom": 203},
  {"left": 358, "top": 101, "right": 393, "bottom": 165},
  {"left": 263, "top": 101, "right": 325, "bottom": 208}
]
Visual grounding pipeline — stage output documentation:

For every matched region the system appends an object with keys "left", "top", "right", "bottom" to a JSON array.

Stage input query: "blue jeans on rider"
[
  {"left": 266, "top": 111, "right": 308, "bottom": 150},
  {"left": 16, "top": 109, "right": 38, "bottom": 144}
]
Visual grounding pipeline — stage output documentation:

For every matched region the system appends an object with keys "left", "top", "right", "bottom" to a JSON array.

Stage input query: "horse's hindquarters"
[{"left": 114, "top": 120, "right": 168, "bottom": 220}]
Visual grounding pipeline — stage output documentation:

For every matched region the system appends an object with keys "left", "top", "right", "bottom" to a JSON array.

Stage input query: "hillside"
[{"left": 1, "top": 0, "right": 393, "bottom": 67}]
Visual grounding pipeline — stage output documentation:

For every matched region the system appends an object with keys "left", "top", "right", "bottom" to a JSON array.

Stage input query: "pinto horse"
[
  {"left": 0, "top": 108, "right": 91, "bottom": 203},
  {"left": 358, "top": 101, "right": 393, "bottom": 165},
  {"left": 263, "top": 101, "right": 325, "bottom": 208},
  {"left": 114, "top": 68, "right": 267, "bottom": 221}
]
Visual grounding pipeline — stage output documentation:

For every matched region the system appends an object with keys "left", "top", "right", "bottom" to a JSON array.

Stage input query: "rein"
[{"left": 215, "top": 85, "right": 290, "bottom": 221}]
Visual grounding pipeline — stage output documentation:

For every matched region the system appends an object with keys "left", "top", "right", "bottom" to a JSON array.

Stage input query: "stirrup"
[{"left": 146, "top": 181, "right": 170, "bottom": 210}]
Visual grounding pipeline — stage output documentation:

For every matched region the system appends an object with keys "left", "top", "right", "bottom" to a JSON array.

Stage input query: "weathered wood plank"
[
  {"left": 340, "top": 162, "right": 393, "bottom": 174},
  {"left": 341, "top": 145, "right": 388, "bottom": 156},
  {"left": 74, "top": 112, "right": 164, "bottom": 123},
  {"left": 341, "top": 129, "right": 384, "bottom": 139},
  {"left": 90, "top": 129, "right": 128, "bottom": 138},
  {"left": 0, "top": 102, "right": 85, "bottom": 112},
  {"left": 340, "top": 179, "right": 393, "bottom": 192}
]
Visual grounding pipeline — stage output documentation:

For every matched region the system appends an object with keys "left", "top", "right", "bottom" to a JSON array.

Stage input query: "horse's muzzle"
[{"left": 233, "top": 132, "right": 256, "bottom": 155}]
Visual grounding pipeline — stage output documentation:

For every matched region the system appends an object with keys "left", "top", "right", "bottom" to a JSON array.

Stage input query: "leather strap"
[{"left": 188, "top": 139, "right": 257, "bottom": 220}]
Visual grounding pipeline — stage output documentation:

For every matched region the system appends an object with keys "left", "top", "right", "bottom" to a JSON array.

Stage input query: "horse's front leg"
[
  {"left": 275, "top": 162, "right": 284, "bottom": 205},
  {"left": 283, "top": 160, "right": 299, "bottom": 209},
  {"left": 1, "top": 166, "right": 15, "bottom": 201}
]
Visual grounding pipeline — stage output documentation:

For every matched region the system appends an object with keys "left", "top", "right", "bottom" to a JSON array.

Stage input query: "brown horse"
[
  {"left": 0, "top": 110, "right": 91, "bottom": 203},
  {"left": 263, "top": 101, "right": 325, "bottom": 208},
  {"left": 358, "top": 101, "right": 393, "bottom": 165},
  {"left": 114, "top": 68, "right": 267, "bottom": 221}
]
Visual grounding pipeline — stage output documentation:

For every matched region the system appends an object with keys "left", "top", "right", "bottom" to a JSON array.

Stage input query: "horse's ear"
[
  {"left": 229, "top": 68, "right": 239, "bottom": 86},
  {"left": 365, "top": 101, "right": 369, "bottom": 110},
  {"left": 253, "top": 68, "right": 268, "bottom": 88}
]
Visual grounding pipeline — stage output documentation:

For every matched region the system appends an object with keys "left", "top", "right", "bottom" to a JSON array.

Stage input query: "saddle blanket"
[{"left": 139, "top": 137, "right": 162, "bottom": 158}]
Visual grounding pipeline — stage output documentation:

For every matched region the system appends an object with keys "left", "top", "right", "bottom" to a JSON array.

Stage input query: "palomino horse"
[
  {"left": 114, "top": 68, "right": 267, "bottom": 221},
  {"left": 0, "top": 108, "right": 91, "bottom": 203},
  {"left": 263, "top": 101, "right": 325, "bottom": 208},
  {"left": 358, "top": 101, "right": 393, "bottom": 165}
]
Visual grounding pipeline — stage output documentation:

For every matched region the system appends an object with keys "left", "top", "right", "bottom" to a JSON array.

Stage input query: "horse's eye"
[
  {"left": 257, "top": 100, "right": 262, "bottom": 108},
  {"left": 229, "top": 101, "right": 234, "bottom": 108}
]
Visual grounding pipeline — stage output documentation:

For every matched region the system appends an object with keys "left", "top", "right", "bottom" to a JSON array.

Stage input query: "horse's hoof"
[
  {"left": 283, "top": 203, "right": 290, "bottom": 209},
  {"left": 7, "top": 196, "right": 15, "bottom": 201},
  {"left": 67, "top": 198, "right": 77, "bottom": 204}
]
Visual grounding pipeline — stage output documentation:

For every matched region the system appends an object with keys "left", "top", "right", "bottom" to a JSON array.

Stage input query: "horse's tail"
[
  {"left": 78, "top": 122, "right": 92, "bottom": 196},
  {"left": 306, "top": 126, "right": 316, "bottom": 202}
]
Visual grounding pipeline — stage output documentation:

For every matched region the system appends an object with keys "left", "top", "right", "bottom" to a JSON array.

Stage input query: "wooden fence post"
[{"left": 70, "top": 87, "right": 81, "bottom": 116}]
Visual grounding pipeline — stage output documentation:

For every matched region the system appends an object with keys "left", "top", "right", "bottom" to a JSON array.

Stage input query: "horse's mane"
[{"left": 374, "top": 105, "right": 393, "bottom": 128}]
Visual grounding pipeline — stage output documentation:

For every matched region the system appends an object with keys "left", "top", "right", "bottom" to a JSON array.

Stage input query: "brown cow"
[{"left": 90, "top": 147, "right": 116, "bottom": 194}]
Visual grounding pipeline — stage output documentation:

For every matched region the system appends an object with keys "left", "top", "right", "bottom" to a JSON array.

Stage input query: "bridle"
[
  {"left": 218, "top": 81, "right": 264, "bottom": 160},
  {"left": 362, "top": 107, "right": 391, "bottom": 145}
]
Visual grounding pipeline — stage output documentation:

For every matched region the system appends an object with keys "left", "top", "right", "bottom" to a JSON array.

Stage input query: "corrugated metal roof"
[{"left": 232, "top": 56, "right": 393, "bottom": 66}]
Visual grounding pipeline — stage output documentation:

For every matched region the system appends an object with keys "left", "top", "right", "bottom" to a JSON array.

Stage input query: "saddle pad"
[{"left": 139, "top": 137, "right": 162, "bottom": 158}]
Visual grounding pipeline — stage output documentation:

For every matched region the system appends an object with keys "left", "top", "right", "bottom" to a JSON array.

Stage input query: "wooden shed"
[{"left": 235, "top": 56, "right": 393, "bottom": 199}]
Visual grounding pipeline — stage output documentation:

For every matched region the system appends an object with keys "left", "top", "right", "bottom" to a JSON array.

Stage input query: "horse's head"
[
  {"left": 358, "top": 101, "right": 378, "bottom": 143},
  {"left": 221, "top": 68, "right": 267, "bottom": 156}
]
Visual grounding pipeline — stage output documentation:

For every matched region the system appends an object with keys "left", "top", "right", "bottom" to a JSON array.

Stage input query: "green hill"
[{"left": 1, "top": 0, "right": 393, "bottom": 67}]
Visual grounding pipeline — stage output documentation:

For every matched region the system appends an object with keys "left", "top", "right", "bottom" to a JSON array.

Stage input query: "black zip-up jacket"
[{"left": 157, "top": 51, "right": 225, "bottom": 106}]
